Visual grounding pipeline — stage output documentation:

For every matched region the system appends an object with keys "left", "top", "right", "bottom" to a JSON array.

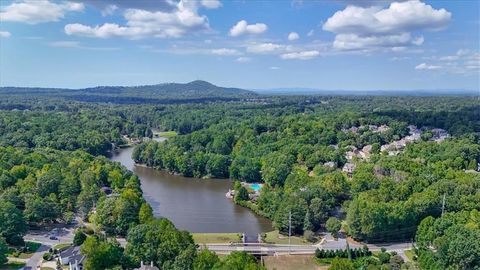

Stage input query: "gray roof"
[{"left": 60, "top": 246, "right": 85, "bottom": 264}]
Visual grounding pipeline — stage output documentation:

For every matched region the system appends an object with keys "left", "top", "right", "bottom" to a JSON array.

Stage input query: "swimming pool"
[{"left": 250, "top": 183, "right": 262, "bottom": 192}]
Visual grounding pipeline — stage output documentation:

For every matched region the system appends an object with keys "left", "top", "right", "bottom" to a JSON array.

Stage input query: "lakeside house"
[
  {"left": 134, "top": 261, "right": 159, "bottom": 270},
  {"left": 59, "top": 246, "right": 85, "bottom": 270},
  {"left": 342, "top": 163, "right": 356, "bottom": 177}
]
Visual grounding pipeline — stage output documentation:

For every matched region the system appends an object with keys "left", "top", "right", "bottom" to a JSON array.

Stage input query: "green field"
[
  {"left": 156, "top": 131, "right": 177, "bottom": 138},
  {"left": 192, "top": 233, "right": 242, "bottom": 244},
  {"left": 263, "top": 231, "right": 312, "bottom": 245},
  {"left": 7, "top": 241, "right": 41, "bottom": 259},
  {"left": 53, "top": 243, "right": 72, "bottom": 251},
  {"left": 404, "top": 249, "right": 415, "bottom": 261},
  {"left": 264, "top": 255, "right": 327, "bottom": 270}
]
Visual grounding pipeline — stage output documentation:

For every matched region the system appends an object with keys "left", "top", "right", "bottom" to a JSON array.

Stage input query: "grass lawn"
[
  {"left": 0, "top": 261, "right": 26, "bottom": 270},
  {"left": 192, "top": 233, "right": 242, "bottom": 244},
  {"left": 263, "top": 230, "right": 311, "bottom": 245},
  {"left": 53, "top": 243, "right": 72, "bottom": 251},
  {"left": 404, "top": 249, "right": 415, "bottom": 261},
  {"left": 314, "top": 258, "right": 334, "bottom": 266},
  {"left": 156, "top": 131, "right": 177, "bottom": 138},
  {"left": 7, "top": 241, "right": 41, "bottom": 259},
  {"left": 263, "top": 255, "right": 327, "bottom": 270},
  {"left": 40, "top": 268, "right": 55, "bottom": 270}
]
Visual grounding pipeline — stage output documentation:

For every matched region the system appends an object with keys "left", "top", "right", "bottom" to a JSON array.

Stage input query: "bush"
[
  {"left": 43, "top": 252, "right": 52, "bottom": 261},
  {"left": 303, "top": 230, "right": 316, "bottom": 243},
  {"left": 378, "top": 251, "right": 391, "bottom": 264},
  {"left": 83, "top": 226, "right": 94, "bottom": 235},
  {"left": 73, "top": 230, "right": 87, "bottom": 246},
  {"left": 389, "top": 254, "right": 404, "bottom": 270},
  {"left": 326, "top": 217, "right": 342, "bottom": 237}
]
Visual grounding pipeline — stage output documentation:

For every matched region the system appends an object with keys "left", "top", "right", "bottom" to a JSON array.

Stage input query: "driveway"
[{"left": 21, "top": 244, "right": 49, "bottom": 270}]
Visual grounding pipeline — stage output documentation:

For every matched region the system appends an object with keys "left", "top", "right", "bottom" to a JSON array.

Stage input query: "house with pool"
[{"left": 226, "top": 182, "right": 264, "bottom": 200}]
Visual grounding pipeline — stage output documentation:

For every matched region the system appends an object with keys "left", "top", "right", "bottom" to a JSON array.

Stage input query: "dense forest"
[{"left": 0, "top": 84, "right": 478, "bottom": 270}]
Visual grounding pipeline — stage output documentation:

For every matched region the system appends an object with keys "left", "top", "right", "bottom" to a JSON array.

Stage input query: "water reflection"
[{"left": 109, "top": 144, "right": 273, "bottom": 235}]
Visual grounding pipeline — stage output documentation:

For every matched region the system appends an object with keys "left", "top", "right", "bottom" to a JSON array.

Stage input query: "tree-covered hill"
[{"left": 0, "top": 80, "right": 257, "bottom": 104}]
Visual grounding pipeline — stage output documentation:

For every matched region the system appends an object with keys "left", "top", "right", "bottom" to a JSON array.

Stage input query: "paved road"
[
  {"left": 204, "top": 244, "right": 318, "bottom": 255},
  {"left": 204, "top": 233, "right": 412, "bottom": 259},
  {"left": 21, "top": 244, "right": 50, "bottom": 270},
  {"left": 23, "top": 229, "right": 412, "bottom": 264}
]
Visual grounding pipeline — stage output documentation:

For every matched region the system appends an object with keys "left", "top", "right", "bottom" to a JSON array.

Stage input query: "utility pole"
[
  {"left": 288, "top": 210, "right": 291, "bottom": 254},
  {"left": 441, "top": 193, "right": 446, "bottom": 216}
]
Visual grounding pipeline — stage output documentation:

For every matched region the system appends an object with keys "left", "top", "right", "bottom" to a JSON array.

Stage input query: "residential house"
[
  {"left": 134, "top": 261, "right": 159, "bottom": 270},
  {"left": 342, "top": 163, "right": 356, "bottom": 177},
  {"left": 59, "top": 246, "right": 85, "bottom": 270}
]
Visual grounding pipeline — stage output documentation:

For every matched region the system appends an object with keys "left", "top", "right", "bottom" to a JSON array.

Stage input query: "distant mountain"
[
  {"left": 0, "top": 80, "right": 257, "bottom": 104},
  {"left": 253, "top": 88, "right": 479, "bottom": 96}
]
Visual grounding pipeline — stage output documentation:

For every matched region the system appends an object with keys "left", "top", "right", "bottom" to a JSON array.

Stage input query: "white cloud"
[
  {"left": 288, "top": 32, "right": 299, "bottom": 41},
  {"left": 416, "top": 49, "right": 480, "bottom": 74},
  {"left": 211, "top": 48, "right": 241, "bottom": 56},
  {"left": 415, "top": 63, "right": 442, "bottom": 70},
  {"left": 333, "top": 32, "right": 413, "bottom": 51},
  {"left": 49, "top": 41, "right": 80, "bottom": 48},
  {"left": 236, "top": 57, "right": 251, "bottom": 63},
  {"left": 246, "top": 43, "right": 286, "bottom": 54},
  {"left": 0, "top": 31, "right": 11, "bottom": 38},
  {"left": 201, "top": 0, "right": 222, "bottom": 9},
  {"left": 101, "top": 4, "right": 118, "bottom": 16},
  {"left": 270, "top": 66, "right": 280, "bottom": 70},
  {"left": 412, "top": 36, "right": 424, "bottom": 46},
  {"left": 229, "top": 20, "right": 268, "bottom": 36},
  {"left": 65, "top": 0, "right": 210, "bottom": 39},
  {"left": 307, "top": 29, "right": 314, "bottom": 37},
  {"left": 0, "top": 0, "right": 84, "bottom": 24},
  {"left": 323, "top": 0, "right": 451, "bottom": 51},
  {"left": 281, "top": 50, "right": 319, "bottom": 60}
]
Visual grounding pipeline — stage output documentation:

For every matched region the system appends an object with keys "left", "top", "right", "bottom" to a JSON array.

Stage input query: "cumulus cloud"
[
  {"left": 307, "top": 30, "right": 314, "bottom": 37},
  {"left": 281, "top": 50, "right": 319, "bottom": 60},
  {"left": 0, "top": 31, "right": 11, "bottom": 38},
  {"left": 323, "top": 0, "right": 451, "bottom": 51},
  {"left": 229, "top": 20, "right": 268, "bottom": 36},
  {"left": 270, "top": 66, "right": 280, "bottom": 70},
  {"left": 333, "top": 32, "right": 413, "bottom": 50},
  {"left": 101, "top": 4, "right": 118, "bottom": 16},
  {"left": 211, "top": 48, "right": 241, "bottom": 56},
  {"left": 201, "top": 0, "right": 222, "bottom": 9},
  {"left": 65, "top": 1, "right": 210, "bottom": 39},
  {"left": 246, "top": 43, "right": 287, "bottom": 54},
  {"left": 288, "top": 32, "right": 299, "bottom": 41},
  {"left": 0, "top": 0, "right": 84, "bottom": 24}
]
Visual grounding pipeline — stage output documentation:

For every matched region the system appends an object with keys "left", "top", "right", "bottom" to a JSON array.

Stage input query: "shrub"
[
  {"left": 43, "top": 252, "right": 52, "bottom": 261},
  {"left": 303, "top": 230, "right": 316, "bottom": 243},
  {"left": 73, "top": 230, "right": 87, "bottom": 246},
  {"left": 378, "top": 251, "right": 391, "bottom": 264}
]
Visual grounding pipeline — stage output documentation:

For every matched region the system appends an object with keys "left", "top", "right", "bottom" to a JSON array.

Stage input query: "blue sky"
[{"left": 0, "top": 0, "right": 479, "bottom": 91}]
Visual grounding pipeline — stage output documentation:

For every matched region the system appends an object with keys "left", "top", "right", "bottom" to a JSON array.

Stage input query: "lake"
[{"left": 108, "top": 140, "right": 273, "bottom": 236}]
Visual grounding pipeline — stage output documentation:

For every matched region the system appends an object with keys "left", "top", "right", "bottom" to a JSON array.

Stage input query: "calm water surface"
[{"left": 109, "top": 139, "right": 272, "bottom": 236}]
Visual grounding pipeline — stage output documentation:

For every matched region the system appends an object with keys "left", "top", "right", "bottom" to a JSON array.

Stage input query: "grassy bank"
[
  {"left": 7, "top": 241, "right": 41, "bottom": 259},
  {"left": 263, "top": 230, "right": 311, "bottom": 245},
  {"left": 192, "top": 233, "right": 242, "bottom": 244},
  {"left": 155, "top": 131, "right": 177, "bottom": 138},
  {"left": 263, "top": 255, "right": 326, "bottom": 270}
]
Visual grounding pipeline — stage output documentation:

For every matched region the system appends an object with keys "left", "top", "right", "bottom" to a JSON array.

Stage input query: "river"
[{"left": 108, "top": 139, "right": 273, "bottom": 236}]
